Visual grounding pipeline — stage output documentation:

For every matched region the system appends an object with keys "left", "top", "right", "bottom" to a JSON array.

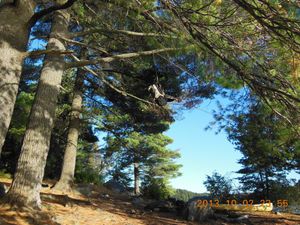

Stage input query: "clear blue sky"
[
  {"left": 166, "top": 97, "right": 300, "bottom": 193},
  {"left": 166, "top": 97, "right": 242, "bottom": 193}
]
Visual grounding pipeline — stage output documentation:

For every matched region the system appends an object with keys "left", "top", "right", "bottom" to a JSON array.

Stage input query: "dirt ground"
[{"left": 0, "top": 178, "right": 300, "bottom": 225}]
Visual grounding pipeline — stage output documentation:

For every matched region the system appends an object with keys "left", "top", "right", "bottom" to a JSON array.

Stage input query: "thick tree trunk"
[
  {"left": 52, "top": 68, "right": 84, "bottom": 193},
  {"left": 4, "top": 10, "right": 70, "bottom": 209},
  {"left": 134, "top": 162, "right": 140, "bottom": 195},
  {"left": 0, "top": 1, "right": 35, "bottom": 156}
]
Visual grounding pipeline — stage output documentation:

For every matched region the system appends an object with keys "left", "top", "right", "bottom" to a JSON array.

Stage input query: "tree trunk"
[
  {"left": 264, "top": 170, "right": 270, "bottom": 199},
  {"left": 52, "top": 68, "right": 84, "bottom": 193},
  {"left": 4, "top": 10, "right": 70, "bottom": 210},
  {"left": 134, "top": 162, "right": 140, "bottom": 195},
  {"left": 0, "top": 1, "right": 35, "bottom": 156},
  {"left": 88, "top": 143, "right": 101, "bottom": 170}
]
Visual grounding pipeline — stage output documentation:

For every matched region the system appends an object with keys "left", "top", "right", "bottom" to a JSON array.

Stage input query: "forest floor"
[{"left": 0, "top": 178, "right": 300, "bottom": 225}]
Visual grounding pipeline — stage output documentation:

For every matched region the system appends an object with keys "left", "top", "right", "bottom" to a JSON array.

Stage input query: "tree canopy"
[{"left": 0, "top": 0, "right": 299, "bottom": 211}]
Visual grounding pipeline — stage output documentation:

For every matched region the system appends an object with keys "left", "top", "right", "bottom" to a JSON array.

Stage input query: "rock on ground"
[{"left": 186, "top": 196, "right": 214, "bottom": 222}]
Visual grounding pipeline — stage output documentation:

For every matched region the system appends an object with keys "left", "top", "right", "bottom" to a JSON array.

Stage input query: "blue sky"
[
  {"left": 166, "top": 97, "right": 300, "bottom": 193},
  {"left": 166, "top": 97, "right": 242, "bottom": 193}
]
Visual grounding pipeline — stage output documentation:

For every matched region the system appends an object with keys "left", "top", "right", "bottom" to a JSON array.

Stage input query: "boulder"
[
  {"left": 132, "top": 197, "right": 146, "bottom": 208},
  {"left": 101, "top": 193, "right": 110, "bottom": 199},
  {"left": 185, "top": 196, "right": 214, "bottom": 222},
  {"left": 76, "top": 183, "right": 94, "bottom": 196},
  {"left": 144, "top": 200, "right": 176, "bottom": 212},
  {"left": 104, "top": 180, "right": 127, "bottom": 193},
  {"left": 167, "top": 197, "right": 186, "bottom": 215}
]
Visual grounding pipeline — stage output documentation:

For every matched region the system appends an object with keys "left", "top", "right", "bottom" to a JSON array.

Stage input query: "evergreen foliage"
[
  {"left": 0, "top": 0, "right": 299, "bottom": 209},
  {"left": 172, "top": 189, "right": 207, "bottom": 202}
]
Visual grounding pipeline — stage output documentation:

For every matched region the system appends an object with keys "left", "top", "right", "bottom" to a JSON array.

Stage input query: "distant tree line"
[{"left": 172, "top": 189, "right": 208, "bottom": 202}]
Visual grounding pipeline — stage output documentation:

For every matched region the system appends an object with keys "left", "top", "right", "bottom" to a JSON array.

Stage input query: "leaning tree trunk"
[
  {"left": 0, "top": 0, "right": 35, "bottom": 156},
  {"left": 134, "top": 162, "right": 140, "bottom": 196},
  {"left": 4, "top": 10, "right": 70, "bottom": 210},
  {"left": 52, "top": 68, "right": 84, "bottom": 193}
]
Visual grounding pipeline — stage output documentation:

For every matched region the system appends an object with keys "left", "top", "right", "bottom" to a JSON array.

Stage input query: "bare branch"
[
  {"left": 70, "top": 28, "right": 175, "bottom": 38},
  {"left": 70, "top": 54, "right": 156, "bottom": 106},
  {"left": 24, "top": 49, "right": 74, "bottom": 58},
  {"left": 66, "top": 47, "right": 179, "bottom": 68},
  {"left": 56, "top": 35, "right": 109, "bottom": 55}
]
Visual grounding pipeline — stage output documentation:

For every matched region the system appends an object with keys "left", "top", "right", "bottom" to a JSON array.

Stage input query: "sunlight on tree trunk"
[
  {"left": 4, "top": 10, "right": 70, "bottom": 210},
  {"left": 53, "top": 68, "right": 83, "bottom": 193},
  {"left": 134, "top": 162, "right": 140, "bottom": 196},
  {"left": 0, "top": 0, "right": 35, "bottom": 156}
]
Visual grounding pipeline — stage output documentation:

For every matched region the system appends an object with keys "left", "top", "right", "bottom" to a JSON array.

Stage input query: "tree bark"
[
  {"left": 134, "top": 162, "right": 140, "bottom": 195},
  {"left": 4, "top": 10, "right": 70, "bottom": 209},
  {"left": 52, "top": 68, "right": 84, "bottom": 193},
  {"left": 0, "top": 0, "right": 35, "bottom": 156},
  {"left": 264, "top": 170, "right": 270, "bottom": 199}
]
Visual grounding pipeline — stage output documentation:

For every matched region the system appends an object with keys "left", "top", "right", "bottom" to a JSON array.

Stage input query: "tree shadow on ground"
[{"left": 0, "top": 204, "right": 59, "bottom": 225}]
